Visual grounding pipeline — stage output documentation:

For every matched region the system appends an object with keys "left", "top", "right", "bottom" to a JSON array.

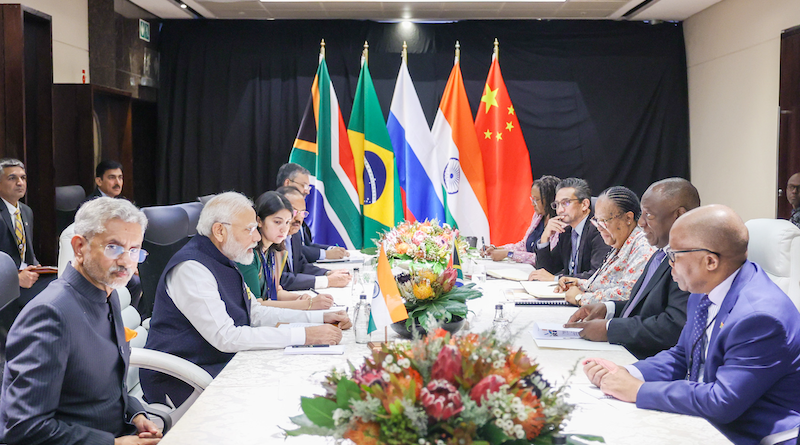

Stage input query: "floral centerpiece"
[
  {"left": 379, "top": 220, "right": 467, "bottom": 273},
  {"left": 395, "top": 266, "right": 481, "bottom": 334},
  {"left": 286, "top": 329, "right": 576, "bottom": 444}
]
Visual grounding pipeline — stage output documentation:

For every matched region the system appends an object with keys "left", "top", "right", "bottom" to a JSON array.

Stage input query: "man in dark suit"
[
  {"left": 278, "top": 187, "right": 351, "bottom": 291},
  {"left": 276, "top": 163, "right": 348, "bottom": 261},
  {"left": 530, "top": 177, "right": 611, "bottom": 281},
  {"left": 583, "top": 205, "right": 800, "bottom": 445},
  {"left": 83, "top": 160, "right": 124, "bottom": 203},
  {"left": 565, "top": 178, "right": 700, "bottom": 358},
  {"left": 0, "top": 197, "right": 162, "bottom": 445}
]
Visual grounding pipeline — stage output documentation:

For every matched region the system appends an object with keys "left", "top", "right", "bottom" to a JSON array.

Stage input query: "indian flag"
[
  {"left": 431, "top": 55, "right": 491, "bottom": 243},
  {"left": 367, "top": 244, "right": 408, "bottom": 333},
  {"left": 289, "top": 56, "right": 362, "bottom": 249}
]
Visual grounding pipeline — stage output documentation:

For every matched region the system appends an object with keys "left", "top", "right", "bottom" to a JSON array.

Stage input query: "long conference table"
[{"left": 157, "top": 256, "right": 731, "bottom": 445}]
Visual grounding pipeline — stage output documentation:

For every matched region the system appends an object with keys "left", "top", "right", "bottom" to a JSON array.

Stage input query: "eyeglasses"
[
  {"left": 590, "top": 213, "right": 623, "bottom": 230},
  {"left": 292, "top": 208, "right": 310, "bottom": 219},
  {"left": 551, "top": 198, "right": 581, "bottom": 210},
  {"left": 289, "top": 179, "right": 311, "bottom": 192},
  {"left": 530, "top": 196, "right": 541, "bottom": 205},
  {"left": 220, "top": 222, "right": 259, "bottom": 236},
  {"left": 103, "top": 244, "right": 149, "bottom": 263},
  {"left": 664, "top": 247, "right": 721, "bottom": 263}
]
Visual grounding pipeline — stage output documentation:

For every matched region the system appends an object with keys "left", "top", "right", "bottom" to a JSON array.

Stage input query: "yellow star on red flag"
[
  {"left": 506, "top": 121, "right": 514, "bottom": 132},
  {"left": 495, "top": 132, "right": 503, "bottom": 141},
  {"left": 507, "top": 105, "right": 515, "bottom": 115},
  {"left": 480, "top": 85, "right": 499, "bottom": 114},
  {"left": 483, "top": 129, "right": 492, "bottom": 139}
]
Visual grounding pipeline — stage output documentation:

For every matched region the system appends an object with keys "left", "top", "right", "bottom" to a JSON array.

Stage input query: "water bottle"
[
  {"left": 351, "top": 267, "right": 361, "bottom": 299},
  {"left": 492, "top": 304, "right": 510, "bottom": 340},
  {"left": 354, "top": 294, "right": 370, "bottom": 344}
]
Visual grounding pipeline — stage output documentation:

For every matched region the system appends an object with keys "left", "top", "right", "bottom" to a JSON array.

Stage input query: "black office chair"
[
  {"left": 175, "top": 202, "right": 203, "bottom": 236},
  {"left": 137, "top": 206, "right": 191, "bottom": 319},
  {"left": 55, "top": 185, "right": 86, "bottom": 237},
  {"left": 197, "top": 194, "right": 216, "bottom": 206}
]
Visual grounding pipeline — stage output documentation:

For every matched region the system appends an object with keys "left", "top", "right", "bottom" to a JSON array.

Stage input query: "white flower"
[
  {"left": 382, "top": 371, "right": 391, "bottom": 382},
  {"left": 398, "top": 358, "right": 410, "bottom": 368},
  {"left": 493, "top": 360, "right": 504, "bottom": 369},
  {"left": 492, "top": 408, "right": 503, "bottom": 418},
  {"left": 419, "top": 439, "right": 426, "bottom": 445},
  {"left": 384, "top": 355, "right": 394, "bottom": 364}
]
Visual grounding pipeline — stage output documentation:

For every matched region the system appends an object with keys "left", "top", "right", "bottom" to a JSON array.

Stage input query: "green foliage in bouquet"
[
  {"left": 395, "top": 266, "right": 481, "bottom": 331},
  {"left": 286, "top": 329, "right": 582, "bottom": 445}
]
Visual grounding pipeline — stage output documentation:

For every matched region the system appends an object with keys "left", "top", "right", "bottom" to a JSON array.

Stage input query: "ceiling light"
[{"left": 180, "top": 2, "right": 187, "bottom": 8}]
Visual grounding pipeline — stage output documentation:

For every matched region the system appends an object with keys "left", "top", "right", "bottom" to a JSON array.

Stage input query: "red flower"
[
  {"left": 437, "top": 268, "right": 458, "bottom": 293},
  {"left": 420, "top": 379, "right": 464, "bottom": 421},
  {"left": 431, "top": 345, "right": 463, "bottom": 385},
  {"left": 470, "top": 374, "right": 507, "bottom": 406},
  {"left": 353, "top": 366, "right": 384, "bottom": 388}
]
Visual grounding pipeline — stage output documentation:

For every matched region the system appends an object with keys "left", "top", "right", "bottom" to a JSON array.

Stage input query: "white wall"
[
  {"left": 685, "top": 0, "right": 800, "bottom": 221},
  {"left": 21, "top": 0, "right": 89, "bottom": 83}
]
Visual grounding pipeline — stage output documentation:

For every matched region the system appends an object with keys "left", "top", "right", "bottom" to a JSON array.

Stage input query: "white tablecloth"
[{"left": 157, "top": 257, "right": 731, "bottom": 445}]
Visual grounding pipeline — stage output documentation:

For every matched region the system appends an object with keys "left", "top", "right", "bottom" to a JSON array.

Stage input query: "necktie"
[
  {"left": 622, "top": 250, "right": 666, "bottom": 318},
  {"left": 688, "top": 295, "right": 713, "bottom": 381},
  {"left": 13, "top": 209, "right": 25, "bottom": 259},
  {"left": 568, "top": 229, "right": 579, "bottom": 275},
  {"left": 791, "top": 208, "right": 800, "bottom": 229}
]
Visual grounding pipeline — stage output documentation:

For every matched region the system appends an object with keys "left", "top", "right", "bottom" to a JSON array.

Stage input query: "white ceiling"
[{"left": 128, "top": 0, "right": 723, "bottom": 21}]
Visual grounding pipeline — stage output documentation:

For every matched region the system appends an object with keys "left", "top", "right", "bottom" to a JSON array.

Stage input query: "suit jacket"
[
  {"left": 0, "top": 201, "right": 37, "bottom": 268},
  {"left": 608, "top": 253, "right": 689, "bottom": 359},
  {"left": 634, "top": 261, "right": 800, "bottom": 445},
  {"left": 0, "top": 265, "right": 144, "bottom": 445},
  {"left": 300, "top": 221, "right": 329, "bottom": 262},
  {"left": 279, "top": 232, "right": 328, "bottom": 291},
  {"left": 83, "top": 187, "right": 103, "bottom": 203},
  {"left": 533, "top": 215, "right": 611, "bottom": 279}
]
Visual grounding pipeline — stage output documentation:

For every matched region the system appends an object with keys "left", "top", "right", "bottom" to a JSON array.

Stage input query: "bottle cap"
[
  {"left": 495, "top": 304, "right": 503, "bottom": 310},
  {"left": 551, "top": 434, "right": 567, "bottom": 444},
  {"left": 360, "top": 294, "right": 367, "bottom": 300}
]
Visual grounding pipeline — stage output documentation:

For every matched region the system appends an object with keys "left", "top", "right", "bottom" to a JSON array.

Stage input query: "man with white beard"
[{"left": 141, "top": 192, "right": 351, "bottom": 407}]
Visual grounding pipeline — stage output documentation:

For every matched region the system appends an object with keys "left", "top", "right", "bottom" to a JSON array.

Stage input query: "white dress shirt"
[
  {"left": 285, "top": 234, "right": 329, "bottom": 288},
  {"left": 537, "top": 214, "right": 589, "bottom": 274},
  {"left": 626, "top": 266, "right": 742, "bottom": 382},
  {"left": 165, "top": 260, "right": 324, "bottom": 351}
]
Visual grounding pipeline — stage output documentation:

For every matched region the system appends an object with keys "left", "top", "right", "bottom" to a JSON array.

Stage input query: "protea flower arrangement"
[
  {"left": 286, "top": 329, "right": 578, "bottom": 445},
  {"left": 395, "top": 266, "right": 482, "bottom": 333}
]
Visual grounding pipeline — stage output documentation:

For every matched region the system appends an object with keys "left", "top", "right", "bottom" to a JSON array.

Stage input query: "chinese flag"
[{"left": 474, "top": 53, "right": 534, "bottom": 246}]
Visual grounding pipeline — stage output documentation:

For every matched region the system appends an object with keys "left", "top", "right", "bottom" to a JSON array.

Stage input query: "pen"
[
  {"left": 308, "top": 289, "right": 319, "bottom": 295},
  {"left": 291, "top": 344, "right": 330, "bottom": 348}
]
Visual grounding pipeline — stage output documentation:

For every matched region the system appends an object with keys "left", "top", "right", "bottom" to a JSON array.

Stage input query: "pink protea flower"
[
  {"left": 470, "top": 374, "right": 507, "bottom": 406},
  {"left": 412, "top": 230, "right": 426, "bottom": 245},
  {"left": 353, "top": 366, "right": 385, "bottom": 388},
  {"left": 420, "top": 379, "right": 464, "bottom": 421},
  {"left": 431, "top": 344, "right": 462, "bottom": 384},
  {"left": 437, "top": 268, "right": 458, "bottom": 294}
]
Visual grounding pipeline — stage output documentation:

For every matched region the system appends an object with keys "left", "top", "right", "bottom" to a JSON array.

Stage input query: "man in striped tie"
[{"left": 582, "top": 205, "right": 800, "bottom": 445}]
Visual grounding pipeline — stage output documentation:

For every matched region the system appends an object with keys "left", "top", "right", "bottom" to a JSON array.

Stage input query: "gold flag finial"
[
  {"left": 362, "top": 41, "right": 369, "bottom": 66},
  {"left": 402, "top": 41, "right": 408, "bottom": 64},
  {"left": 455, "top": 40, "right": 461, "bottom": 64},
  {"left": 493, "top": 38, "right": 499, "bottom": 60},
  {"left": 320, "top": 39, "right": 326, "bottom": 59}
]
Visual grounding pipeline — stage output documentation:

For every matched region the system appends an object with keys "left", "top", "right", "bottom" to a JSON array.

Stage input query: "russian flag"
[{"left": 387, "top": 58, "right": 445, "bottom": 223}]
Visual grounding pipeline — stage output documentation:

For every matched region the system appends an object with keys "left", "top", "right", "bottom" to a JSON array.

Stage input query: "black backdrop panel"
[{"left": 157, "top": 19, "right": 688, "bottom": 204}]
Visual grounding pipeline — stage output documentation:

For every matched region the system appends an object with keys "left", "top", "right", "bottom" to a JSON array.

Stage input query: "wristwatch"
[{"left": 507, "top": 251, "right": 513, "bottom": 259}]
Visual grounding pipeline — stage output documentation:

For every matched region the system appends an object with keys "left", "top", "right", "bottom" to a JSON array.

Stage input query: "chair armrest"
[
  {"left": 760, "top": 427, "right": 799, "bottom": 445},
  {"left": 129, "top": 348, "right": 213, "bottom": 392}
]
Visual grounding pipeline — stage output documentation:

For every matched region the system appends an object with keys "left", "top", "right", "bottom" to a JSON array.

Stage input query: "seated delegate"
[
  {"left": 582, "top": 205, "right": 800, "bottom": 445},
  {"left": 484, "top": 175, "right": 560, "bottom": 264},
  {"left": 557, "top": 186, "right": 655, "bottom": 306},
  {"left": 237, "top": 191, "right": 334, "bottom": 310},
  {"left": 141, "top": 192, "right": 351, "bottom": 407},
  {"left": 529, "top": 177, "right": 612, "bottom": 281}
]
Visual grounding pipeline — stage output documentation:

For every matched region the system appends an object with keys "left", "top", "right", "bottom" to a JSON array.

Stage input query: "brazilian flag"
[{"left": 348, "top": 62, "right": 403, "bottom": 247}]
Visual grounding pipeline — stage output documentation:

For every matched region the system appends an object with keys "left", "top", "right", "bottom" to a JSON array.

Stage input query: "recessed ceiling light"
[{"left": 180, "top": 2, "right": 187, "bottom": 8}]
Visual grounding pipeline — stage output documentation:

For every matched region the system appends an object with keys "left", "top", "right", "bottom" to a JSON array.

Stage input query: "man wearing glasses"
[
  {"left": 787, "top": 172, "right": 800, "bottom": 229},
  {"left": 276, "top": 163, "right": 348, "bottom": 261},
  {"left": 530, "top": 177, "right": 611, "bottom": 281},
  {"left": 277, "top": 187, "right": 351, "bottom": 291},
  {"left": 0, "top": 197, "right": 163, "bottom": 445},
  {"left": 582, "top": 205, "right": 800, "bottom": 445}
]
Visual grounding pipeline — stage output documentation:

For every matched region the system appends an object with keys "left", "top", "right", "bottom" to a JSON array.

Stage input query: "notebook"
[
  {"left": 486, "top": 268, "right": 531, "bottom": 281},
  {"left": 519, "top": 281, "right": 566, "bottom": 300}
]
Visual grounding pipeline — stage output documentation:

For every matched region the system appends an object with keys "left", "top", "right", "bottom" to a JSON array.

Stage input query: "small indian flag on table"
[{"left": 367, "top": 245, "right": 408, "bottom": 334}]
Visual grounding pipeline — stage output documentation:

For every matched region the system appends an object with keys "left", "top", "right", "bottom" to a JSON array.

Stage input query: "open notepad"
[
  {"left": 519, "top": 281, "right": 566, "bottom": 299},
  {"left": 486, "top": 268, "right": 531, "bottom": 281}
]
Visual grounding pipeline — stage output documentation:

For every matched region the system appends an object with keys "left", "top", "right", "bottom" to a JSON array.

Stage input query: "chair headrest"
[
  {"left": 197, "top": 194, "right": 215, "bottom": 205},
  {"left": 142, "top": 206, "right": 190, "bottom": 246},
  {"left": 175, "top": 202, "right": 203, "bottom": 236},
  {"left": 746, "top": 218, "right": 800, "bottom": 278},
  {"left": 55, "top": 186, "right": 87, "bottom": 211}
]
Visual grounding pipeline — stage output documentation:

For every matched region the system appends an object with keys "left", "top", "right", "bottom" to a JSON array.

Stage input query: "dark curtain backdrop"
[{"left": 156, "top": 19, "right": 688, "bottom": 204}]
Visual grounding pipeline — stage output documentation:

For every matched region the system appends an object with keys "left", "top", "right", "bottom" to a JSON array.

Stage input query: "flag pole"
[
  {"left": 455, "top": 40, "right": 460, "bottom": 64},
  {"left": 402, "top": 41, "right": 407, "bottom": 65},
  {"left": 493, "top": 38, "right": 499, "bottom": 60},
  {"left": 320, "top": 39, "right": 326, "bottom": 60},
  {"left": 362, "top": 41, "right": 369, "bottom": 66}
]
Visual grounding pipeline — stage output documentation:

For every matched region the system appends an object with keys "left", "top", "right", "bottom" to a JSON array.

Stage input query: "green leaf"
[
  {"left": 300, "top": 396, "right": 338, "bottom": 428},
  {"left": 479, "top": 423, "right": 512, "bottom": 445},
  {"left": 283, "top": 414, "right": 334, "bottom": 437},
  {"left": 336, "top": 379, "right": 361, "bottom": 409}
]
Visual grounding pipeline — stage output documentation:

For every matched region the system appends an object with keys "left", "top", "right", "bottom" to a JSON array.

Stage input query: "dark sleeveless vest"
[{"left": 141, "top": 235, "right": 251, "bottom": 405}]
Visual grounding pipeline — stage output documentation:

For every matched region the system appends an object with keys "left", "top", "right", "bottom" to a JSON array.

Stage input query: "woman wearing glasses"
[
  {"left": 236, "top": 191, "right": 333, "bottom": 310},
  {"left": 484, "top": 175, "right": 561, "bottom": 264},
  {"left": 557, "top": 186, "right": 656, "bottom": 306}
]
